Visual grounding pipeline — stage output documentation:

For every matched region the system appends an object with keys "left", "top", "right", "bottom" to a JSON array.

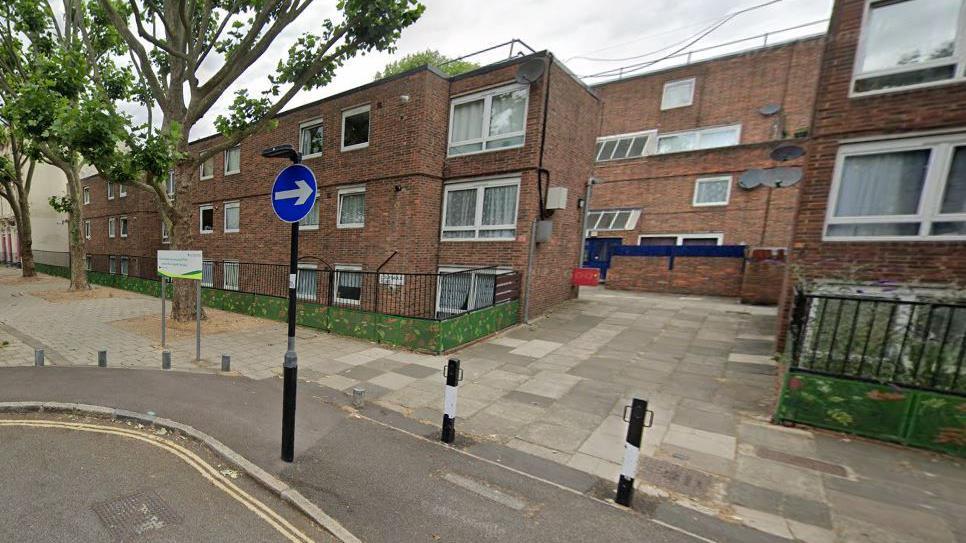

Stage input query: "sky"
[{"left": 186, "top": 0, "right": 834, "bottom": 139}]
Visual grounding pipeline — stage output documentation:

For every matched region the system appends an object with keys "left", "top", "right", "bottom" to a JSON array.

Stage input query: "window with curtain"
[
  {"left": 120, "top": 217, "right": 128, "bottom": 237},
  {"left": 334, "top": 265, "right": 362, "bottom": 304},
  {"left": 202, "top": 261, "right": 214, "bottom": 287},
  {"left": 108, "top": 218, "right": 116, "bottom": 238},
  {"left": 120, "top": 257, "right": 129, "bottom": 276},
  {"left": 337, "top": 187, "right": 365, "bottom": 227},
  {"left": 449, "top": 84, "right": 528, "bottom": 156},
  {"left": 84, "top": 220, "right": 91, "bottom": 240},
  {"left": 83, "top": 187, "right": 90, "bottom": 204},
  {"left": 109, "top": 256, "right": 116, "bottom": 274},
  {"left": 200, "top": 157, "right": 214, "bottom": 179},
  {"left": 300, "top": 120, "right": 324, "bottom": 157},
  {"left": 296, "top": 265, "right": 317, "bottom": 301},
  {"left": 224, "top": 146, "right": 241, "bottom": 174},
  {"left": 693, "top": 177, "right": 731, "bottom": 206},
  {"left": 107, "top": 183, "right": 114, "bottom": 199},
  {"left": 657, "top": 125, "right": 740, "bottom": 154},
  {"left": 299, "top": 196, "right": 320, "bottom": 230},
  {"left": 224, "top": 202, "right": 240, "bottom": 233},
  {"left": 224, "top": 262, "right": 239, "bottom": 291},
  {"left": 441, "top": 178, "right": 519, "bottom": 240},
  {"left": 827, "top": 135, "right": 966, "bottom": 240},
  {"left": 436, "top": 268, "right": 507, "bottom": 318},
  {"left": 166, "top": 171, "right": 176, "bottom": 196},
  {"left": 661, "top": 78, "right": 695, "bottom": 110}
]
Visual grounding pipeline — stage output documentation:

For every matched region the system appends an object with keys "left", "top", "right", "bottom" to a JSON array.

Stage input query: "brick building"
[
  {"left": 583, "top": 37, "right": 825, "bottom": 298},
  {"left": 81, "top": 51, "right": 600, "bottom": 320},
  {"left": 779, "top": 0, "right": 966, "bottom": 345}
]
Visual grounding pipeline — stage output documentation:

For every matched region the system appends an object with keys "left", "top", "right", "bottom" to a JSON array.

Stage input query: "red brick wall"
[
  {"left": 741, "top": 248, "right": 787, "bottom": 305},
  {"left": 606, "top": 254, "right": 744, "bottom": 297}
]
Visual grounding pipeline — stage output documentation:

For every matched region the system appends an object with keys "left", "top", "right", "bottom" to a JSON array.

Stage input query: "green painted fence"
[
  {"left": 33, "top": 265, "right": 517, "bottom": 353},
  {"left": 775, "top": 371, "right": 966, "bottom": 457}
]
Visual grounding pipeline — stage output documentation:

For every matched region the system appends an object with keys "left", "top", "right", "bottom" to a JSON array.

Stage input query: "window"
[
  {"left": 119, "top": 216, "right": 128, "bottom": 238},
  {"left": 200, "top": 157, "right": 214, "bottom": 180},
  {"left": 852, "top": 0, "right": 965, "bottom": 95},
  {"left": 300, "top": 119, "right": 324, "bottom": 157},
  {"left": 657, "top": 125, "right": 741, "bottom": 154},
  {"left": 119, "top": 184, "right": 127, "bottom": 198},
  {"left": 120, "top": 256, "right": 129, "bottom": 276},
  {"left": 166, "top": 171, "right": 176, "bottom": 197},
  {"left": 299, "top": 195, "right": 320, "bottom": 230},
  {"left": 337, "top": 186, "right": 365, "bottom": 228},
  {"left": 693, "top": 176, "right": 732, "bottom": 206},
  {"left": 199, "top": 204, "right": 214, "bottom": 233},
  {"left": 436, "top": 267, "right": 508, "bottom": 318},
  {"left": 661, "top": 78, "right": 695, "bottom": 110},
  {"left": 161, "top": 221, "right": 170, "bottom": 243},
  {"left": 84, "top": 256, "right": 92, "bottom": 271},
  {"left": 341, "top": 105, "right": 370, "bottom": 151},
  {"left": 83, "top": 187, "right": 90, "bottom": 205},
  {"left": 638, "top": 233, "right": 723, "bottom": 246},
  {"left": 84, "top": 220, "right": 91, "bottom": 240},
  {"left": 109, "top": 256, "right": 116, "bottom": 274},
  {"left": 223, "top": 261, "right": 239, "bottom": 291},
  {"left": 441, "top": 177, "right": 520, "bottom": 240},
  {"left": 108, "top": 217, "right": 116, "bottom": 238},
  {"left": 595, "top": 131, "right": 655, "bottom": 162},
  {"left": 202, "top": 260, "right": 214, "bottom": 288},
  {"left": 224, "top": 201, "right": 240, "bottom": 233},
  {"left": 296, "top": 264, "right": 318, "bottom": 301},
  {"left": 224, "top": 146, "right": 241, "bottom": 175},
  {"left": 334, "top": 265, "right": 362, "bottom": 305},
  {"left": 448, "top": 83, "right": 528, "bottom": 156},
  {"left": 107, "top": 183, "right": 115, "bottom": 200},
  {"left": 585, "top": 209, "right": 642, "bottom": 232},
  {"left": 825, "top": 133, "right": 966, "bottom": 240}
]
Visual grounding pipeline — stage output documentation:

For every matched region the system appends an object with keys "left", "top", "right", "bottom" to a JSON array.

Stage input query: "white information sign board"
[{"left": 157, "top": 250, "right": 203, "bottom": 280}]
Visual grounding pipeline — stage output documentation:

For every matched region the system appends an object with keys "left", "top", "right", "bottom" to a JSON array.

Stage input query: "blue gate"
[{"left": 583, "top": 237, "right": 623, "bottom": 279}]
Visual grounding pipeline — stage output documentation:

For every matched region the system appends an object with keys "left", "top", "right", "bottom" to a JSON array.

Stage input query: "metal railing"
[
  {"left": 74, "top": 252, "right": 520, "bottom": 321},
  {"left": 789, "top": 292, "right": 966, "bottom": 395}
]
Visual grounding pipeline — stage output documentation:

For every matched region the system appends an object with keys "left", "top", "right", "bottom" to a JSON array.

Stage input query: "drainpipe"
[{"left": 579, "top": 177, "right": 600, "bottom": 267}]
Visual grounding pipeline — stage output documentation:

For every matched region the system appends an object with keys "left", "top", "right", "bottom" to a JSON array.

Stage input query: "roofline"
[{"left": 591, "top": 33, "right": 826, "bottom": 90}]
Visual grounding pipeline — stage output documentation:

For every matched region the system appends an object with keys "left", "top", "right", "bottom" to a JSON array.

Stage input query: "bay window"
[
  {"left": 448, "top": 84, "right": 528, "bottom": 156},
  {"left": 441, "top": 177, "right": 519, "bottom": 240}
]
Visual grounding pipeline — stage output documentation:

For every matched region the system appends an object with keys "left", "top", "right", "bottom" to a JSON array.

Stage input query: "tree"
[
  {"left": 75, "top": 0, "right": 424, "bottom": 321},
  {"left": 375, "top": 49, "right": 478, "bottom": 79},
  {"left": 0, "top": 125, "right": 37, "bottom": 278}
]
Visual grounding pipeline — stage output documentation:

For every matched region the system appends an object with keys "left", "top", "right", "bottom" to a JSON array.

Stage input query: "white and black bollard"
[
  {"left": 441, "top": 358, "right": 463, "bottom": 444},
  {"left": 34, "top": 348, "right": 44, "bottom": 367},
  {"left": 162, "top": 350, "right": 171, "bottom": 370},
  {"left": 98, "top": 350, "right": 107, "bottom": 368},
  {"left": 616, "top": 398, "right": 648, "bottom": 507}
]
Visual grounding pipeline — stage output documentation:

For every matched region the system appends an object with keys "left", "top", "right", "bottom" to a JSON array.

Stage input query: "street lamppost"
[{"left": 261, "top": 144, "right": 303, "bottom": 463}]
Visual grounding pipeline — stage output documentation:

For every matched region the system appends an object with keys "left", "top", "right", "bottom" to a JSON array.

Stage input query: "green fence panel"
[
  {"left": 380, "top": 315, "right": 440, "bottom": 353},
  {"left": 329, "top": 306, "right": 380, "bottom": 342},
  {"left": 439, "top": 301, "right": 520, "bottom": 352},
  {"left": 296, "top": 302, "right": 329, "bottom": 330},
  {"left": 904, "top": 392, "right": 966, "bottom": 457}
]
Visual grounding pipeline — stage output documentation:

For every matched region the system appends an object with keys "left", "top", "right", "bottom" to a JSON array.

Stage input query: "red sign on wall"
[{"left": 571, "top": 267, "right": 600, "bottom": 286}]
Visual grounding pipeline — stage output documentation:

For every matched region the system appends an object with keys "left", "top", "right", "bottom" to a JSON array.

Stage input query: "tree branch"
[{"left": 95, "top": 0, "right": 169, "bottom": 110}]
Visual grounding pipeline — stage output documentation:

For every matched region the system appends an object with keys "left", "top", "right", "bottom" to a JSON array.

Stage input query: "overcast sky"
[{"left": 189, "top": 0, "right": 834, "bottom": 139}]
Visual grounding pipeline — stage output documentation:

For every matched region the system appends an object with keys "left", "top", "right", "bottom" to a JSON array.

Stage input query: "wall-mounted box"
[{"left": 546, "top": 187, "right": 568, "bottom": 210}]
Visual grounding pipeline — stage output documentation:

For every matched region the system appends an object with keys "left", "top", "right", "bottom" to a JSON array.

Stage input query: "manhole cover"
[
  {"left": 92, "top": 490, "right": 181, "bottom": 542},
  {"left": 638, "top": 457, "right": 714, "bottom": 498}
]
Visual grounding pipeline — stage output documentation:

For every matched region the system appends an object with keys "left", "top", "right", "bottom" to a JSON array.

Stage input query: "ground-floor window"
[
  {"left": 334, "top": 265, "right": 362, "bottom": 305},
  {"left": 436, "top": 267, "right": 509, "bottom": 318},
  {"left": 119, "top": 257, "right": 129, "bottom": 276},
  {"left": 296, "top": 264, "right": 318, "bottom": 301},
  {"left": 109, "top": 256, "right": 117, "bottom": 274},
  {"left": 202, "top": 260, "right": 214, "bottom": 287},
  {"left": 223, "top": 261, "right": 239, "bottom": 291}
]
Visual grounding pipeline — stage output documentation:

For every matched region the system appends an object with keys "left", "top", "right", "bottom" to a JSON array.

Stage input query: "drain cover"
[
  {"left": 92, "top": 490, "right": 181, "bottom": 542},
  {"left": 638, "top": 457, "right": 714, "bottom": 497}
]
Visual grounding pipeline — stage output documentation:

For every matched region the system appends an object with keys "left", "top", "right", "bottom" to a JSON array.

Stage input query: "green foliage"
[
  {"left": 375, "top": 49, "right": 479, "bottom": 79},
  {"left": 48, "top": 195, "right": 73, "bottom": 214}
]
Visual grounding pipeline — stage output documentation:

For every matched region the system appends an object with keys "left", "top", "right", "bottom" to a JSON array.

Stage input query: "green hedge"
[
  {"left": 35, "top": 265, "right": 517, "bottom": 353},
  {"left": 776, "top": 372, "right": 965, "bottom": 457}
]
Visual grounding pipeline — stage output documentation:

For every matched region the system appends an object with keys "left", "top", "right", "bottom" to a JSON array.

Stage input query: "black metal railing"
[
  {"left": 789, "top": 291, "right": 966, "bottom": 395},
  {"left": 72, "top": 252, "right": 520, "bottom": 321}
]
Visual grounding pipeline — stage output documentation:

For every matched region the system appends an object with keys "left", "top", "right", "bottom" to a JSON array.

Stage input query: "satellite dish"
[
  {"left": 770, "top": 144, "right": 806, "bottom": 162},
  {"left": 739, "top": 169, "right": 765, "bottom": 189},
  {"left": 515, "top": 59, "right": 546, "bottom": 85},
  {"left": 759, "top": 103, "right": 782, "bottom": 116},
  {"left": 759, "top": 166, "right": 803, "bottom": 188}
]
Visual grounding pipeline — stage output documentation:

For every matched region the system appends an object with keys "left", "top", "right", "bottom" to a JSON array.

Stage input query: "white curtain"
[
  {"left": 340, "top": 193, "right": 365, "bottom": 224},
  {"left": 336, "top": 269, "right": 362, "bottom": 302},
  {"left": 297, "top": 268, "right": 317, "bottom": 301},
  {"left": 445, "top": 189, "right": 477, "bottom": 227},
  {"left": 658, "top": 133, "right": 696, "bottom": 153},
  {"left": 836, "top": 150, "right": 929, "bottom": 216},
  {"left": 699, "top": 128, "right": 739, "bottom": 149},
  {"left": 439, "top": 273, "right": 471, "bottom": 313},
  {"left": 224, "top": 262, "right": 239, "bottom": 291},
  {"left": 299, "top": 198, "right": 319, "bottom": 227},
  {"left": 489, "top": 89, "right": 526, "bottom": 136},
  {"left": 473, "top": 274, "right": 496, "bottom": 308},
  {"left": 225, "top": 205, "right": 239, "bottom": 230},
  {"left": 452, "top": 100, "right": 484, "bottom": 143},
  {"left": 202, "top": 261, "right": 213, "bottom": 287},
  {"left": 697, "top": 180, "right": 729, "bottom": 203},
  {"left": 481, "top": 185, "right": 517, "bottom": 225}
]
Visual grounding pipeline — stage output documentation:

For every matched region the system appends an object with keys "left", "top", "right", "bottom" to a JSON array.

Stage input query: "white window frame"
[
  {"left": 202, "top": 260, "right": 214, "bottom": 288},
  {"left": 108, "top": 217, "right": 116, "bottom": 238},
  {"left": 300, "top": 118, "right": 325, "bottom": 158},
  {"left": 435, "top": 266, "right": 511, "bottom": 317},
  {"left": 224, "top": 146, "right": 241, "bottom": 175},
  {"left": 693, "top": 176, "right": 732, "bottom": 207},
  {"left": 84, "top": 220, "right": 91, "bottom": 240},
  {"left": 661, "top": 77, "right": 696, "bottom": 110},
  {"left": 200, "top": 157, "right": 215, "bottom": 180},
  {"left": 333, "top": 264, "right": 363, "bottom": 305},
  {"left": 199, "top": 204, "right": 214, "bottom": 234},
  {"left": 109, "top": 256, "right": 117, "bottom": 274},
  {"left": 119, "top": 216, "right": 128, "bottom": 238},
  {"left": 119, "top": 184, "right": 127, "bottom": 198},
  {"left": 584, "top": 209, "right": 642, "bottom": 233},
  {"left": 299, "top": 194, "right": 320, "bottom": 231},
  {"left": 336, "top": 186, "right": 365, "bottom": 229},
  {"left": 341, "top": 105, "right": 371, "bottom": 152},
  {"left": 824, "top": 132, "right": 966, "bottom": 242},
  {"left": 223, "top": 201, "right": 240, "bottom": 233},
  {"left": 595, "top": 130, "right": 657, "bottom": 162},
  {"left": 83, "top": 186, "right": 90, "bottom": 205},
  {"left": 638, "top": 233, "right": 724, "bottom": 246},
  {"left": 107, "top": 183, "right": 115, "bottom": 200},
  {"left": 656, "top": 124, "right": 742, "bottom": 155},
  {"left": 850, "top": 0, "right": 966, "bottom": 97},
  {"left": 440, "top": 176, "right": 521, "bottom": 241},
  {"left": 161, "top": 221, "right": 170, "bottom": 244},
  {"left": 84, "top": 256, "right": 92, "bottom": 271},
  {"left": 166, "top": 171, "right": 176, "bottom": 197},
  {"left": 119, "top": 256, "right": 129, "bottom": 276},
  {"left": 223, "top": 260, "right": 240, "bottom": 291},
  {"left": 296, "top": 263, "right": 318, "bottom": 302},
  {"left": 447, "top": 83, "right": 529, "bottom": 157}
]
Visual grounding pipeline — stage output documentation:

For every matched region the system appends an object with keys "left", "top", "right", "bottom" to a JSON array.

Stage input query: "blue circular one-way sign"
[{"left": 271, "top": 164, "right": 318, "bottom": 223}]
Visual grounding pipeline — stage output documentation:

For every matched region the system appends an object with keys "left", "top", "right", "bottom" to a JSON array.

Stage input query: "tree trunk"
[
  {"left": 168, "top": 168, "right": 204, "bottom": 321},
  {"left": 17, "top": 202, "right": 35, "bottom": 277},
  {"left": 65, "top": 168, "right": 89, "bottom": 290}
]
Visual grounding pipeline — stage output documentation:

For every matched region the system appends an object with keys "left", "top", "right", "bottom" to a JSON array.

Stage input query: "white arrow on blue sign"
[{"left": 271, "top": 164, "right": 318, "bottom": 223}]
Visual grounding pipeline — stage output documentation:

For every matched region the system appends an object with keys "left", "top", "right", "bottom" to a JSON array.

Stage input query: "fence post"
[
  {"left": 616, "top": 398, "right": 648, "bottom": 507},
  {"left": 34, "top": 348, "right": 44, "bottom": 367},
  {"left": 789, "top": 287, "right": 808, "bottom": 364},
  {"left": 221, "top": 354, "right": 231, "bottom": 372},
  {"left": 98, "top": 350, "right": 107, "bottom": 368},
  {"left": 162, "top": 350, "right": 171, "bottom": 370},
  {"left": 441, "top": 358, "right": 462, "bottom": 444}
]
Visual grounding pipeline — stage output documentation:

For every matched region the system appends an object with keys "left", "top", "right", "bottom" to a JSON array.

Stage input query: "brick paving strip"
[{"left": 1, "top": 268, "right": 964, "bottom": 543}]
